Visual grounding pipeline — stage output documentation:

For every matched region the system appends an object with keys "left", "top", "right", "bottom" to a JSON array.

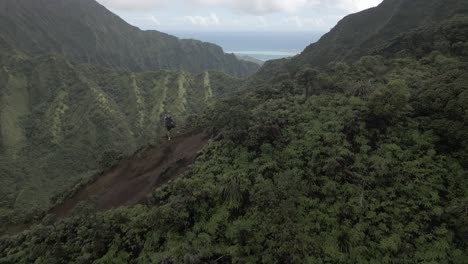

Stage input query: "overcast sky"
[{"left": 96, "top": 0, "right": 383, "bottom": 32}]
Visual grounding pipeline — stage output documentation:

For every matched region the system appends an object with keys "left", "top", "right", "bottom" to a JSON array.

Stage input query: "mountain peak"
[
  {"left": 293, "top": 0, "right": 468, "bottom": 67},
  {"left": 0, "top": 0, "right": 259, "bottom": 77}
]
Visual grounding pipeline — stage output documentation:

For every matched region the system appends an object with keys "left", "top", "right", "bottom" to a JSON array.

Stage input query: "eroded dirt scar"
[{"left": 50, "top": 131, "right": 209, "bottom": 218}]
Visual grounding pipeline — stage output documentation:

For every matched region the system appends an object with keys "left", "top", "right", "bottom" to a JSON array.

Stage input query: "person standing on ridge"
[{"left": 164, "top": 113, "right": 176, "bottom": 141}]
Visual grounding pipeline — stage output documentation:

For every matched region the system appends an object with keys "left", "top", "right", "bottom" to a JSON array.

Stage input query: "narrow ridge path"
[{"left": 50, "top": 131, "right": 209, "bottom": 218}]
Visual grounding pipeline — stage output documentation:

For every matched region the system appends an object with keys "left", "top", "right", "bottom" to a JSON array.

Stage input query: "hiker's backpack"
[{"left": 165, "top": 116, "right": 176, "bottom": 130}]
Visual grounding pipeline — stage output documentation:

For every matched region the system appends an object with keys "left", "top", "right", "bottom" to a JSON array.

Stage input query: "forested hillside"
[
  {"left": 0, "top": 50, "right": 242, "bottom": 225},
  {"left": 292, "top": 0, "right": 468, "bottom": 68},
  {"left": 0, "top": 0, "right": 467, "bottom": 263},
  {"left": 0, "top": 0, "right": 259, "bottom": 77}
]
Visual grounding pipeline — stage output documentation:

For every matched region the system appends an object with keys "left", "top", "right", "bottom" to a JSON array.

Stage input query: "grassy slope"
[{"left": 0, "top": 52, "right": 243, "bottom": 221}]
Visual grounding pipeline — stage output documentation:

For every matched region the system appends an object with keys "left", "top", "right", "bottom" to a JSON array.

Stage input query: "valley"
[{"left": 0, "top": 0, "right": 467, "bottom": 263}]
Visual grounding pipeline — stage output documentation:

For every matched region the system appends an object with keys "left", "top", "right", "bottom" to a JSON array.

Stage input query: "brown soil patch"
[{"left": 50, "top": 131, "right": 209, "bottom": 218}]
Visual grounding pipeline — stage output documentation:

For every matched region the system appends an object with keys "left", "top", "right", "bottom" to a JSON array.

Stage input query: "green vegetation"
[
  {"left": 235, "top": 55, "right": 265, "bottom": 66},
  {"left": 0, "top": 0, "right": 467, "bottom": 263},
  {"left": 0, "top": 0, "right": 259, "bottom": 77},
  {"left": 292, "top": 0, "right": 468, "bottom": 68},
  {"left": 2, "top": 49, "right": 467, "bottom": 263},
  {"left": 0, "top": 52, "right": 243, "bottom": 225}
]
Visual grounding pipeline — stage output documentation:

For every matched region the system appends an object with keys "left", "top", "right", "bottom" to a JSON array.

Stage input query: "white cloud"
[
  {"left": 127, "top": 15, "right": 161, "bottom": 27},
  {"left": 98, "top": 0, "right": 382, "bottom": 15},
  {"left": 97, "top": 0, "right": 384, "bottom": 31},
  {"left": 257, "top": 16, "right": 268, "bottom": 27},
  {"left": 193, "top": 0, "right": 313, "bottom": 15},
  {"left": 185, "top": 13, "right": 220, "bottom": 26},
  {"left": 283, "top": 16, "right": 331, "bottom": 29},
  {"left": 284, "top": 16, "right": 304, "bottom": 28},
  {"left": 97, "top": 0, "right": 170, "bottom": 11},
  {"left": 332, "top": 0, "right": 382, "bottom": 12},
  {"left": 121, "top": 0, "right": 317, "bottom": 15},
  {"left": 148, "top": 15, "right": 161, "bottom": 25}
]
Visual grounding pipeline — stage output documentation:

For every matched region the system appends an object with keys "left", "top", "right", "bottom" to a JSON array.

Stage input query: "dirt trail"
[{"left": 50, "top": 131, "right": 209, "bottom": 218}]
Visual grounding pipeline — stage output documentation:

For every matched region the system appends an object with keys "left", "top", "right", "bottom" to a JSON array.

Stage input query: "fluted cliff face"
[
  {"left": 0, "top": 51, "right": 242, "bottom": 213},
  {"left": 0, "top": 0, "right": 259, "bottom": 77}
]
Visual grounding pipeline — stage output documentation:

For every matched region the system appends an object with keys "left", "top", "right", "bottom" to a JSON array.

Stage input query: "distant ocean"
[{"left": 170, "top": 31, "right": 324, "bottom": 61}]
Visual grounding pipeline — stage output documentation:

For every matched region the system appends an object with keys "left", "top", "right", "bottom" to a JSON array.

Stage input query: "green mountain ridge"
[
  {"left": 252, "top": 0, "right": 468, "bottom": 86},
  {"left": 294, "top": 0, "right": 468, "bottom": 67},
  {"left": 0, "top": 0, "right": 467, "bottom": 262},
  {"left": 0, "top": 51, "right": 243, "bottom": 222},
  {"left": 0, "top": 0, "right": 259, "bottom": 77},
  {"left": 235, "top": 54, "right": 265, "bottom": 66}
]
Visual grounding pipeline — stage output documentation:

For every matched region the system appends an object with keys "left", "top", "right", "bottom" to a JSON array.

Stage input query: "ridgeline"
[{"left": 1, "top": 0, "right": 467, "bottom": 263}]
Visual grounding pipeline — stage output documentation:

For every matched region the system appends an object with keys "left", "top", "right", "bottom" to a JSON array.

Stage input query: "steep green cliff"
[
  {"left": 253, "top": 0, "right": 468, "bottom": 85},
  {"left": 0, "top": 0, "right": 259, "bottom": 77},
  {"left": 0, "top": 51, "right": 242, "bottom": 219},
  {"left": 293, "top": 0, "right": 468, "bottom": 67}
]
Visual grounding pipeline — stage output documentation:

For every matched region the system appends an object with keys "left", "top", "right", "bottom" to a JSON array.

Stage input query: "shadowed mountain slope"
[
  {"left": 293, "top": 0, "right": 468, "bottom": 67},
  {"left": 249, "top": 0, "right": 468, "bottom": 86},
  {"left": 0, "top": 51, "right": 241, "bottom": 222},
  {"left": 0, "top": 0, "right": 259, "bottom": 77}
]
